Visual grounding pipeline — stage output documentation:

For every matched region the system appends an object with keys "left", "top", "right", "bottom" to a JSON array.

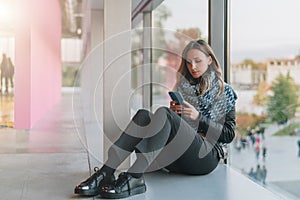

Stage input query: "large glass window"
[
  {"left": 131, "top": 19, "right": 144, "bottom": 113},
  {"left": 230, "top": 0, "right": 300, "bottom": 198},
  {"left": 0, "top": 0, "right": 15, "bottom": 127},
  {"left": 151, "top": 0, "right": 208, "bottom": 109}
]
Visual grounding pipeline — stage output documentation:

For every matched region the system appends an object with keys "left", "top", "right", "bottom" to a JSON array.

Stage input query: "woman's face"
[{"left": 186, "top": 49, "right": 212, "bottom": 79}]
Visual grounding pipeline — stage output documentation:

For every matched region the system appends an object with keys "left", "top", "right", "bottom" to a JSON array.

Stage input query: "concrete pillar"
[
  {"left": 81, "top": 0, "right": 131, "bottom": 170},
  {"left": 80, "top": 8, "right": 105, "bottom": 167},
  {"left": 103, "top": 0, "right": 132, "bottom": 162}
]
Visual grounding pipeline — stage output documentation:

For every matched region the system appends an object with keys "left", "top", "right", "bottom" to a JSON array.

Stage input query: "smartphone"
[{"left": 168, "top": 91, "right": 184, "bottom": 105}]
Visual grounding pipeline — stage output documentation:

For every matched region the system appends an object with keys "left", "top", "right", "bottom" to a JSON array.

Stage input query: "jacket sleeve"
[{"left": 197, "top": 107, "right": 236, "bottom": 144}]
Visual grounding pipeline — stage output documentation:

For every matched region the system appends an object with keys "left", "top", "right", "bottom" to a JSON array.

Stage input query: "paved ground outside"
[{"left": 230, "top": 122, "right": 300, "bottom": 199}]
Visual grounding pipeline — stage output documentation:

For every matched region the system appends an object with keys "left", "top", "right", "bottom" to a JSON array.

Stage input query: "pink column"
[{"left": 14, "top": 0, "right": 62, "bottom": 129}]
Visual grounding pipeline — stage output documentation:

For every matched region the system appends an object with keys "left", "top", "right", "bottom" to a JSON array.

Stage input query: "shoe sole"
[
  {"left": 74, "top": 187, "right": 100, "bottom": 196},
  {"left": 100, "top": 185, "right": 146, "bottom": 199}
]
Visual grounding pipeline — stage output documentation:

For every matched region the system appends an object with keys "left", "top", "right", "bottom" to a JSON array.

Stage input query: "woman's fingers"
[
  {"left": 182, "top": 107, "right": 191, "bottom": 116},
  {"left": 170, "top": 101, "right": 182, "bottom": 114},
  {"left": 169, "top": 101, "right": 176, "bottom": 111},
  {"left": 182, "top": 100, "right": 192, "bottom": 108},
  {"left": 182, "top": 106, "right": 200, "bottom": 120},
  {"left": 170, "top": 101, "right": 176, "bottom": 106},
  {"left": 175, "top": 105, "right": 183, "bottom": 114}
]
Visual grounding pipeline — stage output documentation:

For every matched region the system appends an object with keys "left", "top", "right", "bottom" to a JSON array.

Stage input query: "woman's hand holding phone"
[
  {"left": 170, "top": 100, "right": 199, "bottom": 120},
  {"left": 169, "top": 101, "right": 183, "bottom": 115}
]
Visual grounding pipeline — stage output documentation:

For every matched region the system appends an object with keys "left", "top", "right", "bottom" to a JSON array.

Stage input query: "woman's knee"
[
  {"left": 154, "top": 107, "right": 175, "bottom": 120},
  {"left": 154, "top": 106, "right": 170, "bottom": 115},
  {"left": 135, "top": 109, "right": 151, "bottom": 118},
  {"left": 132, "top": 109, "right": 152, "bottom": 125},
  {"left": 151, "top": 107, "right": 172, "bottom": 127}
]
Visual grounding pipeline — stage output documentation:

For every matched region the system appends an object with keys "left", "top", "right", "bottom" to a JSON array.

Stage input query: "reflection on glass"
[
  {"left": 152, "top": 0, "right": 208, "bottom": 110},
  {"left": 131, "top": 19, "right": 144, "bottom": 114}
]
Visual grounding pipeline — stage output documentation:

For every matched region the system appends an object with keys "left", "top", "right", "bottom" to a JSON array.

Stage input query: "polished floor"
[
  {"left": 0, "top": 91, "right": 14, "bottom": 128},
  {"left": 0, "top": 90, "right": 285, "bottom": 200}
]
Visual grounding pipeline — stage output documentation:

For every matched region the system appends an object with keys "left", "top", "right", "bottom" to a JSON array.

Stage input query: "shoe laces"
[
  {"left": 88, "top": 167, "right": 103, "bottom": 182},
  {"left": 93, "top": 167, "right": 114, "bottom": 182},
  {"left": 115, "top": 172, "right": 131, "bottom": 188}
]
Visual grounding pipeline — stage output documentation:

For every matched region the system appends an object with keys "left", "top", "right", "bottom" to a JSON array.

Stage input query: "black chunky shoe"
[
  {"left": 74, "top": 167, "right": 115, "bottom": 196},
  {"left": 100, "top": 172, "right": 146, "bottom": 199}
]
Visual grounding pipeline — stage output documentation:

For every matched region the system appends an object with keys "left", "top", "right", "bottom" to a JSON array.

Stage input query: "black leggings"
[{"left": 105, "top": 107, "right": 219, "bottom": 175}]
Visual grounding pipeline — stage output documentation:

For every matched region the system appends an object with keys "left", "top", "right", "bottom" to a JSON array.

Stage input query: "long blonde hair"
[{"left": 176, "top": 39, "right": 224, "bottom": 96}]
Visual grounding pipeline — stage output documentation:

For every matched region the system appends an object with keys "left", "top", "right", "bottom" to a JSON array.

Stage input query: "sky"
[
  {"left": 1, "top": 0, "right": 300, "bottom": 63},
  {"left": 160, "top": 0, "right": 300, "bottom": 63}
]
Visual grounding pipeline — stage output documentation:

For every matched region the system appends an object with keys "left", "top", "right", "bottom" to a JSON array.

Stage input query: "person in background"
[
  {"left": 7, "top": 57, "right": 14, "bottom": 90},
  {"left": 262, "top": 144, "right": 267, "bottom": 161},
  {"left": 297, "top": 139, "right": 300, "bottom": 157},
  {"left": 0, "top": 53, "right": 8, "bottom": 93},
  {"left": 248, "top": 167, "right": 256, "bottom": 180},
  {"left": 255, "top": 143, "right": 260, "bottom": 160},
  {"left": 261, "top": 165, "right": 267, "bottom": 185},
  {"left": 0, "top": 54, "right": 14, "bottom": 93},
  {"left": 255, "top": 164, "right": 263, "bottom": 183}
]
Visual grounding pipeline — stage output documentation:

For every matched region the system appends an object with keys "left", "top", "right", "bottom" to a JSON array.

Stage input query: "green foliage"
[
  {"left": 267, "top": 72, "right": 299, "bottom": 124},
  {"left": 62, "top": 66, "right": 79, "bottom": 87},
  {"left": 236, "top": 112, "right": 266, "bottom": 136},
  {"left": 273, "top": 122, "right": 300, "bottom": 136}
]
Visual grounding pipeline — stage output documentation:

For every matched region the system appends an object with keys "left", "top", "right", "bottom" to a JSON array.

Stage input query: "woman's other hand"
[
  {"left": 169, "top": 101, "right": 183, "bottom": 115},
  {"left": 182, "top": 101, "right": 200, "bottom": 120}
]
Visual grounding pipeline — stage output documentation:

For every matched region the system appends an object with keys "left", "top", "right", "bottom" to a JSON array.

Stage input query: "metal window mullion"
[
  {"left": 209, "top": 0, "right": 230, "bottom": 83},
  {"left": 209, "top": 0, "right": 231, "bottom": 164},
  {"left": 142, "top": 11, "right": 152, "bottom": 110}
]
